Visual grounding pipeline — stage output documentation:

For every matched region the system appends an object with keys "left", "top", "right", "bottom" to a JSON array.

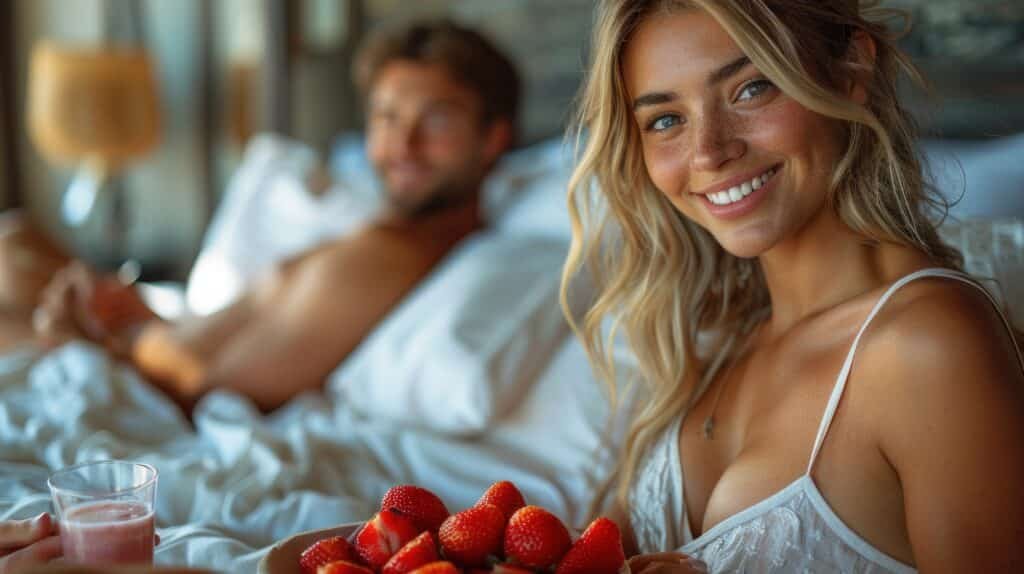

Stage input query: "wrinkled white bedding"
[
  {"left": 0, "top": 134, "right": 622, "bottom": 573},
  {"left": 0, "top": 335, "right": 621, "bottom": 572}
]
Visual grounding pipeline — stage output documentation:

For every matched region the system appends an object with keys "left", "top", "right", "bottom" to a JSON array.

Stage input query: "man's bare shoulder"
[{"left": 301, "top": 223, "right": 443, "bottom": 280}]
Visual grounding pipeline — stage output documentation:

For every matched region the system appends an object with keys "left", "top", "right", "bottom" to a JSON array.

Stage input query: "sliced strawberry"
[
  {"left": 555, "top": 517, "right": 625, "bottom": 574},
  {"left": 503, "top": 506, "right": 572, "bottom": 570},
  {"left": 438, "top": 503, "right": 505, "bottom": 567},
  {"left": 355, "top": 509, "right": 423, "bottom": 570},
  {"left": 300, "top": 536, "right": 359, "bottom": 574},
  {"left": 317, "top": 560, "right": 374, "bottom": 574},
  {"left": 408, "top": 561, "right": 459, "bottom": 574},
  {"left": 475, "top": 481, "right": 526, "bottom": 520},
  {"left": 382, "top": 485, "right": 451, "bottom": 533},
  {"left": 382, "top": 531, "right": 439, "bottom": 574}
]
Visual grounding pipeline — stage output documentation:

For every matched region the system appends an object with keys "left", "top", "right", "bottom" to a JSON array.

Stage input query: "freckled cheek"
[
  {"left": 747, "top": 100, "right": 833, "bottom": 160},
  {"left": 644, "top": 144, "right": 691, "bottom": 200}
]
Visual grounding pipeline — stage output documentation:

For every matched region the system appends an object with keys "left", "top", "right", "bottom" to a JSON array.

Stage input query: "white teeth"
[{"left": 706, "top": 168, "right": 774, "bottom": 206}]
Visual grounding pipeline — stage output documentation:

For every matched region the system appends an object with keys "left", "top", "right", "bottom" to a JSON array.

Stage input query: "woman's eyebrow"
[
  {"left": 632, "top": 55, "right": 753, "bottom": 111},
  {"left": 708, "top": 55, "right": 752, "bottom": 86},
  {"left": 632, "top": 91, "right": 677, "bottom": 111}
]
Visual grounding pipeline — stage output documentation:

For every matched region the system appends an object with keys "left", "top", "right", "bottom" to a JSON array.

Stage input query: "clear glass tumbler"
[{"left": 48, "top": 460, "right": 158, "bottom": 565}]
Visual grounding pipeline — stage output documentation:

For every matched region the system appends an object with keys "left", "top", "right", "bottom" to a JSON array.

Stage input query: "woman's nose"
[{"left": 690, "top": 110, "right": 746, "bottom": 172}]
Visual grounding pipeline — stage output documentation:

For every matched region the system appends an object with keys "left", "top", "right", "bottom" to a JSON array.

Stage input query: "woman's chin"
[{"left": 713, "top": 233, "right": 772, "bottom": 260}]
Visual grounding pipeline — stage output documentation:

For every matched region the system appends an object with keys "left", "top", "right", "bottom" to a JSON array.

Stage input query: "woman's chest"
[{"left": 676, "top": 332, "right": 900, "bottom": 542}]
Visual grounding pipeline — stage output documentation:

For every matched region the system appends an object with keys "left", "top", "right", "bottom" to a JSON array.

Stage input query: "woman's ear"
[{"left": 847, "top": 30, "right": 877, "bottom": 105}]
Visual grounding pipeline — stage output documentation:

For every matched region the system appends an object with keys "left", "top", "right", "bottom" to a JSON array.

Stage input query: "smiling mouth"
[{"left": 704, "top": 166, "right": 778, "bottom": 206}]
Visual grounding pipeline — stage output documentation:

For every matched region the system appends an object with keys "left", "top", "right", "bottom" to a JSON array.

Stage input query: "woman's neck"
[{"left": 756, "top": 209, "right": 922, "bottom": 338}]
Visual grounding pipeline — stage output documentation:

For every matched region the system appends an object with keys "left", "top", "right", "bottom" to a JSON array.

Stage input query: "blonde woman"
[{"left": 563, "top": 1, "right": 1024, "bottom": 572}]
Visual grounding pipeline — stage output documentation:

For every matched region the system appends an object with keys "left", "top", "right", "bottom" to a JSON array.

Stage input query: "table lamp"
[{"left": 26, "top": 41, "right": 161, "bottom": 265}]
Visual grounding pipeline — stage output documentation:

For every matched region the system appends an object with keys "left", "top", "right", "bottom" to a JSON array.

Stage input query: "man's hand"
[
  {"left": 0, "top": 514, "right": 61, "bottom": 574},
  {"left": 0, "top": 212, "right": 70, "bottom": 313},
  {"left": 628, "top": 552, "right": 708, "bottom": 574},
  {"left": 33, "top": 263, "right": 105, "bottom": 345},
  {"left": 33, "top": 262, "right": 155, "bottom": 352}
]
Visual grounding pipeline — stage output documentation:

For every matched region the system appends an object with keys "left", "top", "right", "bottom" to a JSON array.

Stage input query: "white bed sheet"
[{"left": 0, "top": 334, "right": 622, "bottom": 573}]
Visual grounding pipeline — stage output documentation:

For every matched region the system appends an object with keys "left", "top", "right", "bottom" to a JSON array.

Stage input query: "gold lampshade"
[{"left": 27, "top": 41, "right": 162, "bottom": 171}]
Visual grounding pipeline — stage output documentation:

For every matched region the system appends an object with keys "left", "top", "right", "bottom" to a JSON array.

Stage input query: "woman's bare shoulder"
[
  {"left": 850, "top": 276, "right": 1024, "bottom": 571},
  {"left": 868, "top": 275, "right": 1019, "bottom": 375},
  {"left": 853, "top": 273, "right": 1023, "bottom": 429}
]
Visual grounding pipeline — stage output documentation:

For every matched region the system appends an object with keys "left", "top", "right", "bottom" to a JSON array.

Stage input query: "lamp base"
[
  {"left": 61, "top": 164, "right": 136, "bottom": 273},
  {"left": 62, "top": 164, "right": 112, "bottom": 227}
]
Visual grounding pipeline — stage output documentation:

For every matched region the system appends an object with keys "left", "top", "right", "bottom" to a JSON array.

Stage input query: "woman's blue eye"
[
  {"left": 737, "top": 79, "right": 774, "bottom": 102},
  {"left": 648, "top": 114, "right": 681, "bottom": 132}
]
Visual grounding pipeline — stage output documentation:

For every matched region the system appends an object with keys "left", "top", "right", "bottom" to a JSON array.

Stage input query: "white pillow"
[
  {"left": 939, "top": 217, "right": 1024, "bottom": 330},
  {"left": 480, "top": 138, "right": 575, "bottom": 242},
  {"left": 327, "top": 232, "right": 572, "bottom": 436}
]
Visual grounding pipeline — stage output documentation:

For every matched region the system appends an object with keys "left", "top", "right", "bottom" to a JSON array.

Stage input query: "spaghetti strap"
[{"left": 805, "top": 268, "right": 1022, "bottom": 475}]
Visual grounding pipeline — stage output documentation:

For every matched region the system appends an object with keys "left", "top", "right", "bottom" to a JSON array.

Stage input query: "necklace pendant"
[{"left": 702, "top": 416, "right": 714, "bottom": 440}]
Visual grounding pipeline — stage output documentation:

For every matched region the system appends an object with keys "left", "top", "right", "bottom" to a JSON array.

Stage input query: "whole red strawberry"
[
  {"left": 555, "top": 517, "right": 626, "bottom": 574},
  {"left": 299, "top": 536, "right": 358, "bottom": 574},
  {"left": 318, "top": 561, "right": 374, "bottom": 574},
  {"left": 355, "top": 509, "right": 423, "bottom": 570},
  {"left": 383, "top": 531, "right": 439, "bottom": 574},
  {"left": 382, "top": 485, "right": 450, "bottom": 533},
  {"left": 503, "top": 506, "right": 572, "bottom": 569},
  {"left": 438, "top": 503, "right": 505, "bottom": 567},
  {"left": 475, "top": 481, "right": 526, "bottom": 520},
  {"left": 408, "top": 561, "right": 459, "bottom": 574}
]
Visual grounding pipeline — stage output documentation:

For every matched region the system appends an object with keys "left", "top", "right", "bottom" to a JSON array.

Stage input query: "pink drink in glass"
[{"left": 60, "top": 500, "right": 155, "bottom": 564}]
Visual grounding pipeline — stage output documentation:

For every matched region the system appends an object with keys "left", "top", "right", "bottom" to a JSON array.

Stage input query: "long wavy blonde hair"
[{"left": 561, "top": 0, "right": 963, "bottom": 517}]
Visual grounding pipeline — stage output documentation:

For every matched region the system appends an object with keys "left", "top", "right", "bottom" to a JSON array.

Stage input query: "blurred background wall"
[{"left": 2, "top": 0, "right": 1022, "bottom": 279}]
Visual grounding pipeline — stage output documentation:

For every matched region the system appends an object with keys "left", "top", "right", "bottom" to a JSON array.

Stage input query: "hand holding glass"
[{"left": 48, "top": 460, "right": 157, "bottom": 565}]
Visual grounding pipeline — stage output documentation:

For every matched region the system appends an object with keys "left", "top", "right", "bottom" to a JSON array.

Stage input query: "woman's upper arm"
[{"left": 875, "top": 286, "right": 1024, "bottom": 572}]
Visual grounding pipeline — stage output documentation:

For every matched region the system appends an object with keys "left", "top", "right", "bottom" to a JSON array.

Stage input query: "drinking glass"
[{"left": 48, "top": 460, "right": 158, "bottom": 565}]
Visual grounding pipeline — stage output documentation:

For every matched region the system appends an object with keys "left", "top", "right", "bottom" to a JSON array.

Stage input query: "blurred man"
[{"left": 21, "top": 19, "right": 520, "bottom": 413}]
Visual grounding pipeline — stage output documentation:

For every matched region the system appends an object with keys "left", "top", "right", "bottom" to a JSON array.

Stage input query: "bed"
[{"left": 0, "top": 131, "right": 1021, "bottom": 572}]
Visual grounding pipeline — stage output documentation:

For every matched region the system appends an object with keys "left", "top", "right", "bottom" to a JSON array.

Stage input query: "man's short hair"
[{"left": 354, "top": 19, "right": 521, "bottom": 129}]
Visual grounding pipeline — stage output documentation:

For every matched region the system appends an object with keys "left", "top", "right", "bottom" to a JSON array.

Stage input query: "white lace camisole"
[{"left": 630, "top": 268, "right": 1024, "bottom": 573}]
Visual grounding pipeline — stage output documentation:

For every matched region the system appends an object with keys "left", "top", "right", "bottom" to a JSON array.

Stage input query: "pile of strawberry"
[{"left": 298, "top": 481, "right": 625, "bottom": 574}]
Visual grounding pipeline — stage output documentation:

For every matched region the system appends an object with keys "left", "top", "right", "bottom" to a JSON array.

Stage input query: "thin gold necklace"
[{"left": 701, "top": 329, "right": 758, "bottom": 441}]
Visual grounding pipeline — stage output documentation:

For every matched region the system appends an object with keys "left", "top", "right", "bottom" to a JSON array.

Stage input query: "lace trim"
[{"left": 630, "top": 417, "right": 681, "bottom": 553}]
